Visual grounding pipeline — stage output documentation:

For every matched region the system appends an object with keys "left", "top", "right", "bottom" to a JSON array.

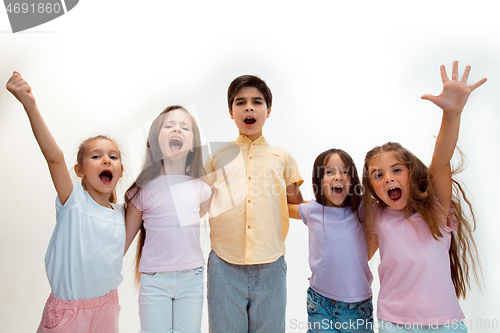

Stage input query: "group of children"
[{"left": 6, "top": 61, "right": 486, "bottom": 333}]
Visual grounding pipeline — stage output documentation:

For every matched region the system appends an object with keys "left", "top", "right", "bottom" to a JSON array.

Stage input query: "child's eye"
[
  {"left": 91, "top": 155, "right": 100, "bottom": 159},
  {"left": 110, "top": 156, "right": 119, "bottom": 160},
  {"left": 183, "top": 127, "right": 190, "bottom": 131},
  {"left": 393, "top": 168, "right": 401, "bottom": 173},
  {"left": 236, "top": 101, "right": 244, "bottom": 105},
  {"left": 254, "top": 100, "right": 262, "bottom": 104}
]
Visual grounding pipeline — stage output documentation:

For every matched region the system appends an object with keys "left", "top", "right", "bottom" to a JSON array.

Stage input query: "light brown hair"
[
  {"left": 362, "top": 142, "right": 481, "bottom": 298},
  {"left": 76, "top": 135, "right": 121, "bottom": 204},
  {"left": 125, "top": 105, "right": 204, "bottom": 284}
]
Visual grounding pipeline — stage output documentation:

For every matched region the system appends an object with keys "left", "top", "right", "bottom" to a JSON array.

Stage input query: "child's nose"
[{"left": 384, "top": 174, "right": 394, "bottom": 183}]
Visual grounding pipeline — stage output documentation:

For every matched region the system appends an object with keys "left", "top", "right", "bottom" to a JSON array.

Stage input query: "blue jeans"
[
  {"left": 307, "top": 287, "right": 374, "bottom": 333},
  {"left": 207, "top": 251, "right": 287, "bottom": 333},
  {"left": 138, "top": 267, "right": 204, "bottom": 333}
]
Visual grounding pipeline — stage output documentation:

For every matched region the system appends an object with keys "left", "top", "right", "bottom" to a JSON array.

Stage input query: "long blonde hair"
[{"left": 362, "top": 142, "right": 481, "bottom": 299}]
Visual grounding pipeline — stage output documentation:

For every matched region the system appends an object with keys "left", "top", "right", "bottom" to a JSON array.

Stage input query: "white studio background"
[{"left": 1, "top": 1, "right": 499, "bottom": 332}]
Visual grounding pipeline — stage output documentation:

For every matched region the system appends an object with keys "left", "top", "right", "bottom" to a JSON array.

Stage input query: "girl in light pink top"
[
  {"left": 362, "top": 61, "right": 485, "bottom": 333},
  {"left": 125, "top": 106, "right": 211, "bottom": 333}
]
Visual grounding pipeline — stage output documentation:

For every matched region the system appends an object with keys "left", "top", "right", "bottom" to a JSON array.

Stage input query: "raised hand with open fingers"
[{"left": 421, "top": 61, "right": 487, "bottom": 114}]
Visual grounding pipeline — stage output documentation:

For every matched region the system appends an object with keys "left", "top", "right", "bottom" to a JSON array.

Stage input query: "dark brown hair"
[
  {"left": 362, "top": 142, "right": 481, "bottom": 299},
  {"left": 125, "top": 105, "right": 204, "bottom": 284},
  {"left": 312, "top": 148, "right": 362, "bottom": 219},
  {"left": 227, "top": 75, "right": 272, "bottom": 112}
]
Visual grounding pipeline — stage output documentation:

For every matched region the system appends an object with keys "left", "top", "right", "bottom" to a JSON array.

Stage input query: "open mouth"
[
  {"left": 332, "top": 186, "right": 344, "bottom": 196},
  {"left": 388, "top": 187, "right": 402, "bottom": 201},
  {"left": 169, "top": 137, "right": 183, "bottom": 151},
  {"left": 244, "top": 117, "right": 256, "bottom": 125},
  {"left": 99, "top": 170, "right": 113, "bottom": 185}
]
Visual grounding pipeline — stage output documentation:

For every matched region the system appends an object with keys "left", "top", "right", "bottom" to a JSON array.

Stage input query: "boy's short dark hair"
[{"left": 227, "top": 75, "right": 273, "bottom": 112}]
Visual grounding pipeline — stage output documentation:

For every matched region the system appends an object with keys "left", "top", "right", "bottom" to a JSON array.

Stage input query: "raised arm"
[
  {"left": 6, "top": 72, "right": 73, "bottom": 204},
  {"left": 421, "top": 61, "right": 486, "bottom": 215}
]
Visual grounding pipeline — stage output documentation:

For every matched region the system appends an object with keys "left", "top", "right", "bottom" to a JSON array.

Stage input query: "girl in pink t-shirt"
[
  {"left": 125, "top": 106, "right": 212, "bottom": 333},
  {"left": 362, "top": 61, "right": 485, "bottom": 333}
]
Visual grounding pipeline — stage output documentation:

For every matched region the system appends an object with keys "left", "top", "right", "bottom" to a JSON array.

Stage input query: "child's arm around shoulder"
[
  {"left": 422, "top": 61, "right": 486, "bottom": 215},
  {"left": 199, "top": 187, "right": 214, "bottom": 219},
  {"left": 288, "top": 200, "right": 309, "bottom": 220},
  {"left": 286, "top": 182, "right": 304, "bottom": 223},
  {"left": 6, "top": 72, "right": 72, "bottom": 204},
  {"left": 288, "top": 203, "right": 301, "bottom": 220},
  {"left": 124, "top": 201, "right": 142, "bottom": 255},
  {"left": 285, "top": 148, "right": 304, "bottom": 218},
  {"left": 285, "top": 155, "right": 304, "bottom": 217},
  {"left": 286, "top": 182, "right": 303, "bottom": 204}
]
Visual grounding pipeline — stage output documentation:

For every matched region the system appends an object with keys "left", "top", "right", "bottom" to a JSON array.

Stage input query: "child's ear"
[
  {"left": 74, "top": 164, "right": 84, "bottom": 178},
  {"left": 229, "top": 109, "right": 234, "bottom": 119},
  {"left": 266, "top": 107, "right": 272, "bottom": 118}
]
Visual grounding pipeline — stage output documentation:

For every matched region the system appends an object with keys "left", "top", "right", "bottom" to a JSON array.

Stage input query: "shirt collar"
[{"left": 236, "top": 135, "right": 268, "bottom": 145}]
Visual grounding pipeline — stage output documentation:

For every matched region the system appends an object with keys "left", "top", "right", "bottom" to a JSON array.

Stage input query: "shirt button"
[
  {"left": 248, "top": 225, "right": 251, "bottom": 229},
  {"left": 247, "top": 200, "right": 251, "bottom": 204},
  {"left": 249, "top": 156, "right": 253, "bottom": 159},
  {"left": 248, "top": 176, "right": 252, "bottom": 180}
]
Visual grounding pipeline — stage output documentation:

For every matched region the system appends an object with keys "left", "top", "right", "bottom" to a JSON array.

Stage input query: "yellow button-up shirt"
[{"left": 203, "top": 135, "right": 303, "bottom": 265}]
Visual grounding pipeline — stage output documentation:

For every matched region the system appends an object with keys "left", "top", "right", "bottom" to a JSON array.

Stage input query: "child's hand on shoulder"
[
  {"left": 421, "top": 61, "right": 487, "bottom": 115},
  {"left": 6, "top": 71, "right": 36, "bottom": 107}
]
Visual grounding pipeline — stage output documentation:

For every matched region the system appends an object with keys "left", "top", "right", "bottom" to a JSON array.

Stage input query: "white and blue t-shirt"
[{"left": 44, "top": 182, "right": 125, "bottom": 301}]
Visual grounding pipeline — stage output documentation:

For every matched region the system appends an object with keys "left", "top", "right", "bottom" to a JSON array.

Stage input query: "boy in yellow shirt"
[{"left": 204, "top": 75, "right": 304, "bottom": 332}]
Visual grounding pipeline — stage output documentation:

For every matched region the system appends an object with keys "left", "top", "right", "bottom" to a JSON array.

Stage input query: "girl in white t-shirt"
[
  {"left": 125, "top": 106, "right": 211, "bottom": 333},
  {"left": 7, "top": 72, "right": 125, "bottom": 333},
  {"left": 362, "top": 62, "right": 485, "bottom": 332}
]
